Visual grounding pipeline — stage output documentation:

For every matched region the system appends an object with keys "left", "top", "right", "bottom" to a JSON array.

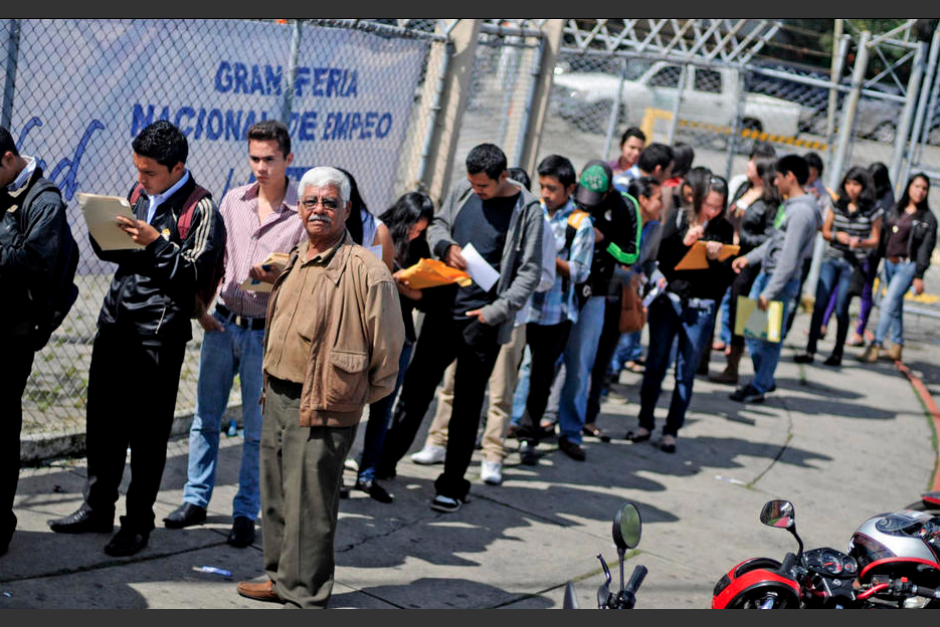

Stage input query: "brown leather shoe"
[{"left": 236, "top": 579, "right": 281, "bottom": 604}]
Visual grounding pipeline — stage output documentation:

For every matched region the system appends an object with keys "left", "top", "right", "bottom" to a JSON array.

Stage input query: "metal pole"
[
  {"left": 417, "top": 40, "right": 454, "bottom": 185},
  {"left": 889, "top": 40, "right": 926, "bottom": 189},
  {"left": 807, "top": 31, "right": 871, "bottom": 300},
  {"left": 279, "top": 20, "right": 302, "bottom": 126},
  {"left": 665, "top": 63, "right": 688, "bottom": 145},
  {"left": 603, "top": 57, "right": 628, "bottom": 160},
  {"left": 724, "top": 68, "right": 747, "bottom": 182},
  {"left": 512, "top": 36, "right": 545, "bottom": 168},
  {"left": 907, "top": 27, "right": 940, "bottom": 183},
  {"left": 497, "top": 44, "right": 521, "bottom": 152},
  {"left": 827, "top": 34, "right": 850, "bottom": 162},
  {"left": 1, "top": 19, "right": 21, "bottom": 130}
]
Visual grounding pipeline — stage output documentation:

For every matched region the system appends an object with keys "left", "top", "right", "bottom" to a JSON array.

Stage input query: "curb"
[{"left": 894, "top": 360, "right": 940, "bottom": 492}]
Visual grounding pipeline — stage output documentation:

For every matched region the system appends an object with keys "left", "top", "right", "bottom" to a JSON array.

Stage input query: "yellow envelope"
[
  {"left": 239, "top": 252, "right": 292, "bottom": 293},
  {"left": 397, "top": 258, "right": 473, "bottom": 290},
  {"left": 674, "top": 241, "right": 740, "bottom": 271},
  {"left": 735, "top": 296, "right": 784, "bottom": 343}
]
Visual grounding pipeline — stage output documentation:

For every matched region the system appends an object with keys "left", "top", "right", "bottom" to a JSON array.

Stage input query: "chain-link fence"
[
  {"left": 1, "top": 19, "right": 436, "bottom": 442},
  {"left": 452, "top": 31, "right": 542, "bottom": 186}
]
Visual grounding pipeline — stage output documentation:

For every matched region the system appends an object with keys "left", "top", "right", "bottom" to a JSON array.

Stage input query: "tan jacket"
[{"left": 264, "top": 233, "right": 404, "bottom": 427}]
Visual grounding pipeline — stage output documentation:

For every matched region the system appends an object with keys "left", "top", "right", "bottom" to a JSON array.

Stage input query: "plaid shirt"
[
  {"left": 216, "top": 181, "right": 307, "bottom": 318},
  {"left": 527, "top": 199, "right": 594, "bottom": 326}
]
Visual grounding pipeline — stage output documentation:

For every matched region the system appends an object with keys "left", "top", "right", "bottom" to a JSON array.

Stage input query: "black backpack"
[
  {"left": 562, "top": 208, "right": 593, "bottom": 309},
  {"left": 22, "top": 178, "right": 79, "bottom": 350}
]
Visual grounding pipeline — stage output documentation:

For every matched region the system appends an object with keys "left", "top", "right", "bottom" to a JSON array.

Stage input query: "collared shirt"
[
  {"left": 217, "top": 180, "right": 306, "bottom": 318},
  {"left": 613, "top": 165, "right": 641, "bottom": 194},
  {"left": 263, "top": 234, "right": 345, "bottom": 384},
  {"left": 145, "top": 170, "right": 191, "bottom": 224},
  {"left": 7, "top": 156, "right": 36, "bottom": 192},
  {"left": 527, "top": 199, "right": 594, "bottom": 326}
]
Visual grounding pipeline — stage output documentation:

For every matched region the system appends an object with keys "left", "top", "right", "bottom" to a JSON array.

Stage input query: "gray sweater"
[
  {"left": 428, "top": 178, "right": 544, "bottom": 345},
  {"left": 745, "top": 193, "right": 822, "bottom": 301}
]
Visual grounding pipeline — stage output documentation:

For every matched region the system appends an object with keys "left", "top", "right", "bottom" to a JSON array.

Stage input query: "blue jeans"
[
  {"left": 558, "top": 295, "right": 606, "bottom": 444},
  {"left": 744, "top": 272, "right": 801, "bottom": 395},
  {"left": 718, "top": 287, "right": 733, "bottom": 346},
  {"left": 511, "top": 346, "right": 532, "bottom": 428},
  {"left": 807, "top": 257, "right": 854, "bottom": 357},
  {"left": 874, "top": 259, "right": 917, "bottom": 347},
  {"left": 183, "top": 310, "right": 265, "bottom": 520},
  {"left": 358, "top": 341, "right": 413, "bottom": 482},
  {"left": 611, "top": 330, "right": 643, "bottom": 373},
  {"left": 638, "top": 296, "right": 716, "bottom": 437}
]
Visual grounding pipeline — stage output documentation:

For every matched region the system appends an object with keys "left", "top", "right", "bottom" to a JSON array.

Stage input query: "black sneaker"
[
  {"left": 793, "top": 352, "right": 815, "bottom": 364},
  {"left": 430, "top": 495, "right": 463, "bottom": 513},
  {"left": 729, "top": 384, "right": 765, "bottom": 403},
  {"left": 104, "top": 526, "right": 150, "bottom": 557},
  {"left": 558, "top": 437, "right": 586, "bottom": 462},
  {"left": 519, "top": 440, "right": 539, "bottom": 466},
  {"left": 823, "top": 354, "right": 842, "bottom": 367}
]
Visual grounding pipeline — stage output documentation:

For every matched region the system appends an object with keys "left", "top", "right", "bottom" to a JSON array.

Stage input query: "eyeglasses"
[{"left": 300, "top": 197, "right": 340, "bottom": 210}]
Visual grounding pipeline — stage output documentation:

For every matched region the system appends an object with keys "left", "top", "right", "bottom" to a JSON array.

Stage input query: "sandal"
[
  {"left": 582, "top": 423, "right": 611, "bottom": 443},
  {"left": 624, "top": 361, "right": 644, "bottom": 374},
  {"left": 625, "top": 428, "right": 652, "bottom": 443}
]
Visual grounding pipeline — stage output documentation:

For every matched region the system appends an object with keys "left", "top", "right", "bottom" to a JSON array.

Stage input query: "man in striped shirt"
[{"left": 163, "top": 120, "right": 306, "bottom": 548}]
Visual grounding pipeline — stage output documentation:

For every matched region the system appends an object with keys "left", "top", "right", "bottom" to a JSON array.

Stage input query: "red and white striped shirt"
[{"left": 217, "top": 181, "right": 306, "bottom": 318}]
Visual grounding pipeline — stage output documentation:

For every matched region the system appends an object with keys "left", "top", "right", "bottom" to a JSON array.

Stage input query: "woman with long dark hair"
[
  {"left": 626, "top": 172, "right": 735, "bottom": 453},
  {"left": 796, "top": 166, "right": 881, "bottom": 366},
  {"left": 711, "top": 152, "right": 779, "bottom": 384},
  {"left": 859, "top": 173, "right": 937, "bottom": 363},
  {"left": 336, "top": 167, "right": 395, "bottom": 272},
  {"left": 352, "top": 191, "right": 435, "bottom": 502}
]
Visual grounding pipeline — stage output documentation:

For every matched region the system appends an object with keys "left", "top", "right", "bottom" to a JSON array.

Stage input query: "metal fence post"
[
  {"left": 496, "top": 45, "right": 521, "bottom": 151},
  {"left": 279, "top": 20, "right": 303, "bottom": 126},
  {"left": 511, "top": 35, "right": 544, "bottom": 168},
  {"left": 416, "top": 40, "right": 454, "bottom": 187},
  {"left": 1, "top": 19, "right": 21, "bottom": 130},
  {"left": 827, "top": 34, "right": 851, "bottom": 162},
  {"left": 603, "top": 57, "right": 628, "bottom": 160},
  {"left": 906, "top": 27, "right": 940, "bottom": 184},
  {"left": 807, "top": 31, "right": 871, "bottom": 300},
  {"left": 665, "top": 63, "right": 688, "bottom": 146},
  {"left": 724, "top": 67, "right": 747, "bottom": 181},
  {"left": 889, "top": 40, "right": 926, "bottom": 188}
]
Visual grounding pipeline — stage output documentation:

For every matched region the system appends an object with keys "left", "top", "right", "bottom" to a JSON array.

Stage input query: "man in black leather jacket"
[
  {"left": 0, "top": 127, "right": 76, "bottom": 558},
  {"left": 48, "top": 121, "right": 226, "bottom": 557}
]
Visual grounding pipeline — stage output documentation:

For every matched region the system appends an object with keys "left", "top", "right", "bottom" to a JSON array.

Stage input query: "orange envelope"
[
  {"left": 397, "top": 258, "right": 473, "bottom": 290},
  {"left": 674, "top": 241, "right": 740, "bottom": 271}
]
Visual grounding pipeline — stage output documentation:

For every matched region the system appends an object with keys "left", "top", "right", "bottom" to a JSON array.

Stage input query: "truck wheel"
[
  {"left": 737, "top": 119, "right": 763, "bottom": 154},
  {"left": 872, "top": 122, "right": 897, "bottom": 144}
]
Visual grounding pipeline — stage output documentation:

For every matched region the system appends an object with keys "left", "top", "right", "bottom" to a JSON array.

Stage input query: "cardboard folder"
[
  {"left": 674, "top": 241, "right": 740, "bottom": 271},
  {"left": 397, "top": 258, "right": 473, "bottom": 290},
  {"left": 735, "top": 296, "right": 784, "bottom": 343}
]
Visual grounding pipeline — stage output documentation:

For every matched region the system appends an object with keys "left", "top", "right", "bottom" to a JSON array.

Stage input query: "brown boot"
[
  {"left": 709, "top": 345, "right": 743, "bottom": 385},
  {"left": 856, "top": 344, "right": 880, "bottom": 363},
  {"left": 885, "top": 344, "right": 903, "bottom": 362}
]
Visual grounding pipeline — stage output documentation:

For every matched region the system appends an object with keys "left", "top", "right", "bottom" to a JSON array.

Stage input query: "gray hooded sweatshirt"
[
  {"left": 744, "top": 193, "right": 822, "bottom": 302},
  {"left": 428, "top": 178, "right": 544, "bottom": 345}
]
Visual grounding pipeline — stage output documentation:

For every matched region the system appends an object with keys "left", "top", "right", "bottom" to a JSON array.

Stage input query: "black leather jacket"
[
  {"left": 882, "top": 206, "right": 937, "bottom": 280},
  {"left": 0, "top": 167, "right": 73, "bottom": 339},
  {"left": 91, "top": 174, "right": 226, "bottom": 345}
]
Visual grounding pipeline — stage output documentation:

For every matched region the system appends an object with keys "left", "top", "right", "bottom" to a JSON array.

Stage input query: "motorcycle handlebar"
[{"left": 625, "top": 565, "right": 648, "bottom": 595}]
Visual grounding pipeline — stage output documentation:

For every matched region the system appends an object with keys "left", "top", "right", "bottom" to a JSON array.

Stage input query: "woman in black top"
[
  {"left": 627, "top": 171, "right": 735, "bottom": 453},
  {"left": 711, "top": 153, "right": 780, "bottom": 385},
  {"left": 859, "top": 173, "right": 938, "bottom": 363},
  {"left": 796, "top": 166, "right": 881, "bottom": 366},
  {"left": 353, "top": 191, "right": 437, "bottom": 502}
]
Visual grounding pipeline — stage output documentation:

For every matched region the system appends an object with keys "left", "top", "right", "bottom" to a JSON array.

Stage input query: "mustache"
[{"left": 306, "top": 214, "right": 333, "bottom": 225}]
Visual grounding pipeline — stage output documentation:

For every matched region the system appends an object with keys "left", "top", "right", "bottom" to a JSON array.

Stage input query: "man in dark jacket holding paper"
[
  {"left": 0, "top": 126, "right": 76, "bottom": 558},
  {"left": 377, "top": 143, "right": 543, "bottom": 512},
  {"left": 48, "top": 121, "right": 226, "bottom": 557}
]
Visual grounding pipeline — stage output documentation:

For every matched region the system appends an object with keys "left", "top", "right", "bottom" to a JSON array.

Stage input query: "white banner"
[{"left": 8, "top": 19, "right": 428, "bottom": 273}]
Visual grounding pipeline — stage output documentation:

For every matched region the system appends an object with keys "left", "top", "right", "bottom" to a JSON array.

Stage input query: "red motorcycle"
[{"left": 713, "top": 498, "right": 940, "bottom": 609}]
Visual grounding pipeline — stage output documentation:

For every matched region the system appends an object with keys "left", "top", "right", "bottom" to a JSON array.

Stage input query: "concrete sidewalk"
[{"left": 1, "top": 313, "right": 936, "bottom": 609}]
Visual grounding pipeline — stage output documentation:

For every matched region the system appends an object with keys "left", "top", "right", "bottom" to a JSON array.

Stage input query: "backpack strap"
[
  {"left": 176, "top": 185, "right": 212, "bottom": 241},
  {"left": 564, "top": 209, "right": 590, "bottom": 257},
  {"left": 128, "top": 182, "right": 146, "bottom": 210}
]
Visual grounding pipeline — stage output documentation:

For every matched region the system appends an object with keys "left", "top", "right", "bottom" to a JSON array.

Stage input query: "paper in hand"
[
  {"left": 78, "top": 193, "right": 144, "bottom": 251},
  {"left": 460, "top": 243, "right": 500, "bottom": 292}
]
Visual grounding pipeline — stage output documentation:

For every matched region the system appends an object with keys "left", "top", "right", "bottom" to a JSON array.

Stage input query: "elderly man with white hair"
[{"left": 236, "top": 166, "right": 404, "bottom": 609}]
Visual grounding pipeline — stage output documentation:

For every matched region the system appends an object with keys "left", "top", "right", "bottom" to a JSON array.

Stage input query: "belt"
[
  {"left": 887, "top": 255, "right": 909, "bottom": 264},
  {"left": 216, "top": 303, "right": 266, "bottom": 330}
]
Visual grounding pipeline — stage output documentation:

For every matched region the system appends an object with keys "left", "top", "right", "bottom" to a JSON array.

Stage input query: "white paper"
[
  {"left": 78, "top": 193, "right": 144, "bottom": 251},
  {"left": 461, "top": 243, "right": 499, "bottom": 292}
]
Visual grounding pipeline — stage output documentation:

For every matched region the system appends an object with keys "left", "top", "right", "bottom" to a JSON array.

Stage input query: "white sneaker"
[
  {"left": 481, "top": 460, "right": 503, "bottom": 486},
  {"left": 411, "top": 444, "right": 446, "bottom": 465}
]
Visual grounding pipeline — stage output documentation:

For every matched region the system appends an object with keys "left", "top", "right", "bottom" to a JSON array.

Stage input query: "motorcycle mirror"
[
  {"left": 613, "top": 502, "right": 642, "bottom": 550},
  {"left": 563, "top": 581, "right": 580, "bottom": 609},
  {"left": 760, "top": 500, "right": 795, "bottom": 530}
]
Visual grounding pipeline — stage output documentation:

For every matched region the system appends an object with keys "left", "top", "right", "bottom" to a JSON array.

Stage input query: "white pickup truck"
[{"left": 552, "top": 61, "right": 803, "bottom": 141}]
